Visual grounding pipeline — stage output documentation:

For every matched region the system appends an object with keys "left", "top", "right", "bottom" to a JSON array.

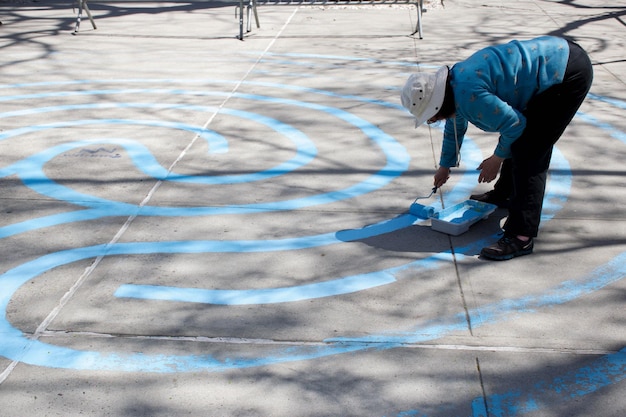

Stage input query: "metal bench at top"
[
  {"left": 71, "top": 0, "right": 424, "bottom": 40},
  {"left": 238, "top": 0, "right": 424, "bottom": 40}
]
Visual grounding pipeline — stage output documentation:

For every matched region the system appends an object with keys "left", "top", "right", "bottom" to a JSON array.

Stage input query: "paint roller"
[{"left": 409, "top": 186, "right": 438, "bottom": 219}]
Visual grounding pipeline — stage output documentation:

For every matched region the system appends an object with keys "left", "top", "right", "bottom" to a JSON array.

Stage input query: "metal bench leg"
[
  {"left": 237, "top": 0, "right": 244, "bottom": 39},
  {"left": 237, "top": 0, "right": 260, "bottom": 39},
  {"left": 412, "top": 0, "right": 423, "bottom": 38},
  {"left": 74, "top": 0, "right": 97, "bottom": 34},
  {"left": 245, "top": 0, "right": 260, "bottom": 32},
  {"left": 251, "top": 0, "right": 260, "bottom": 30},
  {"left": 246, "top": 0, "right": 252, "bottom": 32}
]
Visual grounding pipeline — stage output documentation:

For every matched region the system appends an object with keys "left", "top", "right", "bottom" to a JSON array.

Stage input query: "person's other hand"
[
  {"left": 477, "top": 155, "right": 504, "bottom": 183},
  {"left": 434, "top": 166, "right": 451, "bottom": 188}
]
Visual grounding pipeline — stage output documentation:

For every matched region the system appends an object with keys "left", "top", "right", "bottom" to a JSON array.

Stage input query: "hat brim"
[{"left": 414, "top": 66, "right": 449, "bottom": 127}]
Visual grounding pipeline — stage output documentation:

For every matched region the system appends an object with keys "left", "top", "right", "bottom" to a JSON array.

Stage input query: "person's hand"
[
  {"left": 434, "top": 166, "right": 451, "bottom": 188},
  {"left": 477, "top": 154, "right": 504, "bottom": 183}
]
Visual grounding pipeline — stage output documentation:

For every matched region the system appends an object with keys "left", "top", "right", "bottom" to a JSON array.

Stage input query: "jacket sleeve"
[
  {"left": 463, "top": 88, "right": 527, "bottom": 159},
  {"left": 440, "top": 115, "right": 468, "bottom": 168}
]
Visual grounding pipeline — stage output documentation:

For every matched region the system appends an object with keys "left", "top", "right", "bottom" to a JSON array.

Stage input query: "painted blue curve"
[
  {"left": 114, "top": 144, "right": 565, "bottom": 306},
  {"left": 0, "top": 145, "right": 572, "bottom": 372},
  {"left": 576, "top": 111, "right": 626, "bottom": 145},
  {"left": 0, "top": 105, "right": 317, "bottom": 183},
  {"left": 393, "top": 344, "right": 626, "bottom": 417},
  {"left": 470, "top": 346, "right": 626, "bottom": 417},
  {"left": 0, "top": 244, "right": 623, "bottom": 372},
  {"left": 0, "top": 80, "right": 566, "bottom": 363},
  {"left": 0, "top": 76, "right": 623, "bottom": 417},
  {"left": 0, "top": 89, "right": 413, "bottom": 232}
]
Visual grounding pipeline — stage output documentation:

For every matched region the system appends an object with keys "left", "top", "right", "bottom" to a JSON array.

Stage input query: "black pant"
[{"left": 492, "top": 40, "right": 593, "bottom": 237}]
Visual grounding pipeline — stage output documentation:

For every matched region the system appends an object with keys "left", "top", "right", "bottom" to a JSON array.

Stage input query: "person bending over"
[{"left": 401, "top": 36, "right": 593, "bottom": 260}]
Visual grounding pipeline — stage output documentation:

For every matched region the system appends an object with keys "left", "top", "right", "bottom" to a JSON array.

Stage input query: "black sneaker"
[
  {"left": 480, "top": 235, "right": 534, "bottom": 261},
  {"left": 470, "top": 190, "right": 510, "bottom": 208}
]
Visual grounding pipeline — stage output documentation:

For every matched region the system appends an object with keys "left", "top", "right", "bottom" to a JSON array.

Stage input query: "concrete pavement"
[{"left": 0, "top": 0, "right": 624, "bottom": 416}]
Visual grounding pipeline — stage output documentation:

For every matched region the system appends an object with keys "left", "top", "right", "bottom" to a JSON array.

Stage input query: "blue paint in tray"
[{"left": 430, "top": 200, "right": 498, "bottom": 235}]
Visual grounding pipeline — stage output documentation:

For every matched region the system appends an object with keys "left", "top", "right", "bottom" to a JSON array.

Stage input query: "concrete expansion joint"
[{"left": 36, "top": 330, "right": 620, "bottom": 356}]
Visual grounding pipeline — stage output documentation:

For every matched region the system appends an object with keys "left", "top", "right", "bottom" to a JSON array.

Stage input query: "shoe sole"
[{"left": 480, "top": 247, "right": 533, "bottom": 261}]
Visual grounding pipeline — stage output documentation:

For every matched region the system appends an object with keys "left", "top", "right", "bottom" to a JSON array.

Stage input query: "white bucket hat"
[{"left": 401, "top": 66, "right": 449, "bottom": 127}]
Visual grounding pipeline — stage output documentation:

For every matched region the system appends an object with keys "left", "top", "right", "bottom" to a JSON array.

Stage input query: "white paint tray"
[{"left": 430, "top": 200, "right": 498, "bottom": 236}]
